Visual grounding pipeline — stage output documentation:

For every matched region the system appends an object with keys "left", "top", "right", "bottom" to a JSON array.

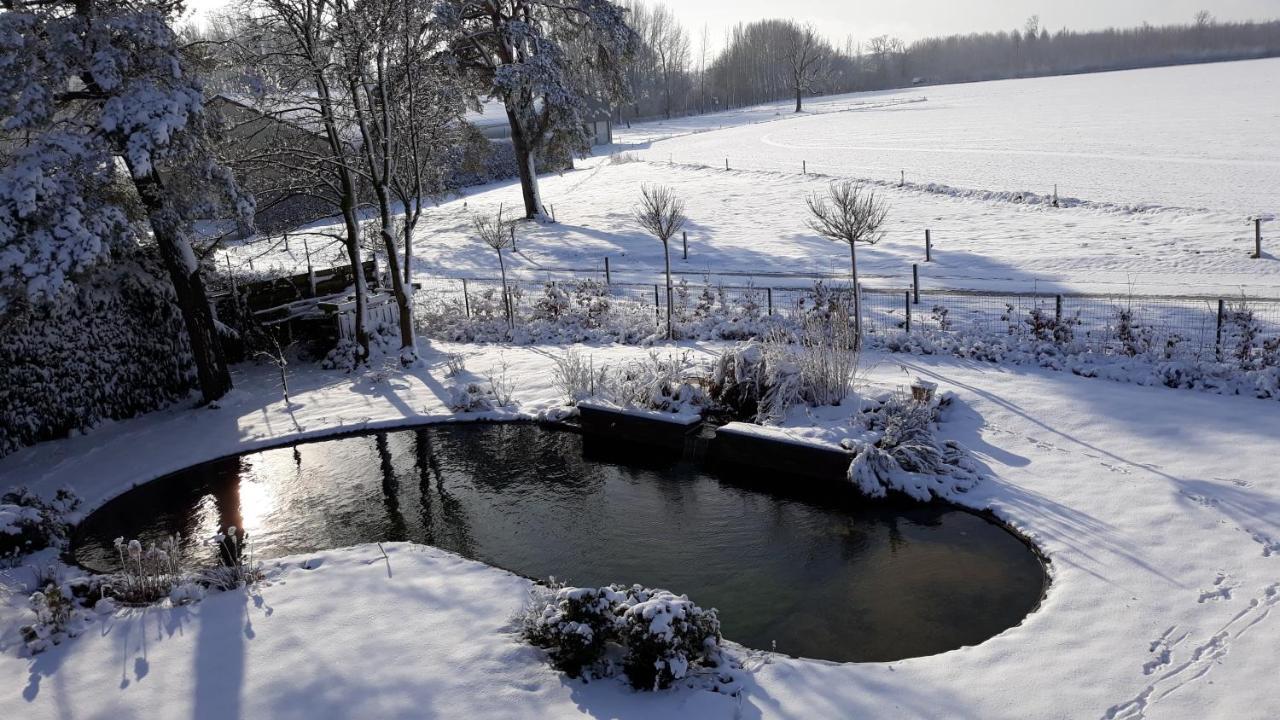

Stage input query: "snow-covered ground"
[
  {"left": 225, "top": 59, "right": 1280, "bottom": 298},
  {"left": 3, "top": 343, "right": 1279, "bottom": 719}
]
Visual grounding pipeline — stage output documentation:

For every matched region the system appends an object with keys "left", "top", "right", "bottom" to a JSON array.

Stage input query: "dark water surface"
[{"left": 74, "top": 423, "right": 1045, "bottom": 662}]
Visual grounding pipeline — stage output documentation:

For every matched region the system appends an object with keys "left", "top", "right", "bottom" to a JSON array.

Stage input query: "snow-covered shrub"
[
  {"left": 791, "top": 302, "right": 859, "bottom": 406},
  {"left": 1113, "top": 306, "right": 1153, "bottom": 357},
  {"left": 0, "top": 487, "right": 80, "bottom": 561},
  {"left": 552, "top": 350, "right": 607, "bottom": 405},
  {"left": 846, "top": 390, "right": 982, "bottom": 502},
  {"left": 601, "top": 352, "right": 706, "bottom": 413},
  {"left": 521, "top": 582, "right": 723, "bottom": 690},
  {"left": 0, "top": 248, "right": 194, "bottom": 458},
  {"left": 107, "top": 534, "right": 186, "bottom": 605},
  {"left": 21, "top": 581, "right": 90, "bottom": 654},
  {"left": 710, "top": 341, "right": 800, "bottom": 424},
  {"left": 618, "top": 587, "right": 722, "bottom": 691},
  {"left": 522, "top": 584, "right": 621, "bottom": 677}
]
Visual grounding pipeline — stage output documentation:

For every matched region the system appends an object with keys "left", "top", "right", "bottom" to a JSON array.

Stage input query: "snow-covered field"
[
  {"left": 227, "top": 59, "right": 1280, "bottom": 298},
  {"left": 3, "top": 344, "right": 1279, "bottom": 718}
]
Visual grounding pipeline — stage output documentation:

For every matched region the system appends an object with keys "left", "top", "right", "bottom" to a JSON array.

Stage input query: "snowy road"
[{"left": 3, "top": 344, "right": 1278, "bottom": 719}]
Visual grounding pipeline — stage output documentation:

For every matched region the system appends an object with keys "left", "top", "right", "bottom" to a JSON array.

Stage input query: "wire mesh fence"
[{"left": 413, "top": 274, "right": 1280, "bottom": 363}]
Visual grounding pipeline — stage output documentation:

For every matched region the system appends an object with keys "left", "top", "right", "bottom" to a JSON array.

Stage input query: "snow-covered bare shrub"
[
  {"left": 618, "top": 587, "right": 722, "bottom": 691},
  {"left": 1113, "top": 306, "right": 1152, "bottom": 357},
  {"left": 444, "top": 353, "right": 467, "bottom": 378},
  {"left": 709, "top": 341, "right": 800, "bottom": 424},
  {"left": 553, "top": 350, "right": 606, "bottom": 405},
  {"left": 603, "top": 352, "right": 706, "bottom": 413},
  {"left": 608, "top": 152, "right": 643, "bottom": 164},
  {"left": 107, "top": 534, "right": 186, "bottom": 605},
  {"left": 846, "top": 390, "right": 982, "bottom": 501},
  {"left": 0, "top": 487, "right": 80, "bottom": 561},
  {"left": 533, "top": 281, "right": 572, "bottom": 322},
  {"left": 792, "top": 301, "right": 859, "bottom": 406}
]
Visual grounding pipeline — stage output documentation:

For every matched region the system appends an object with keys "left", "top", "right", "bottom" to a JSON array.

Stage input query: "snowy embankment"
[{"left": 2, "top": 343, "right": 1279, "bottom": 719}]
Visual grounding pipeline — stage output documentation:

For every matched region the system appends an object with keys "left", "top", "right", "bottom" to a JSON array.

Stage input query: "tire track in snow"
[{"left": 1102, "top": 582, "right": 1280, "bottom": 719}]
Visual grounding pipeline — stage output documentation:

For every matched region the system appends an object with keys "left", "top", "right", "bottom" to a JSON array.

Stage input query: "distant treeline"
[{"left": 619, "top": 8, "right": 1280, "bottom": 119}]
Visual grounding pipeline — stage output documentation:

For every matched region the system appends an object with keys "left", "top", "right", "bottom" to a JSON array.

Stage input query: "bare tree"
[
  {"left": 473, "top": 207, "right": 517, "bottom": 329},
  {"left": 782, "top": 22, "right": 830, "bottom": 112},
  {"left": 648, "top": 4, "right": 690, "bottom": 118},
  {"left": 805, "top": 181, "right": 889, "bottom": 347},
  {"left": 633, "top": 185, "right": 686, "bottom": 340}
]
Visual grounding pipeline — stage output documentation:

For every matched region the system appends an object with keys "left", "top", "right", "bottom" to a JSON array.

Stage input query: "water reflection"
[{"left": 73, "top": 423, "right": 1045, "bottom": 663}]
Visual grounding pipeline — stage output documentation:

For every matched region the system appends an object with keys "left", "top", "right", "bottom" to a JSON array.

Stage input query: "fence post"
[
  {"left": 802, "top": 160, "right": 806, "bottom": 175},
  {"left": 462, "top": 278, "right": 471, "bottom": 318},
  {"left": 302, "top": 236, "right": 315, "bottom": 297},
  {"left": 925, "top": 229, "right": 932, "bottom": 262},
  {"left": 767, "top": 287, "right": 773, "bottom": 316},
  {"left": 904, "top": 291, "right": 912, "bottom": 333},
  {"left": 682, "top": 231, "right": 688, "bottom": 260},
  {"left": 1216, "top": 299, "right": 1225, "bottom": 360},
  {"left": 912, "top": 264, "right": 920, "bottom": 304},
  {"left": 1055, "top": 295, "right": 1063, "bottom": 324},
  {"left": 900, "top": 170, "right": 905, "bottom": 187},
  {"left": 654, "top": 284, "right": 661, "bottom": 327},
  {"left": 725, "top": 157, "right": 729, "bottom": 171},
  {"left": 1254, "top": 218, "right": 1263, "bottom": 259},
  {"left": 604, "top": 257, "right": 611, "bottom": 284}
]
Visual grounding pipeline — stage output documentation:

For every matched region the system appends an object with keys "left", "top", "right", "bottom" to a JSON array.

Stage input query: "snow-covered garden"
[{"left": 3, "top": 0, "right": 1280, "bottom": 716}]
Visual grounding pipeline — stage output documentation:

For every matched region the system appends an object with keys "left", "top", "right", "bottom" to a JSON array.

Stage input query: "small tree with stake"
[
  {"left": 633, "top": 185, "right": 687, "bottom": 340},
  {"left": 806, "top": 180, "right": 889, "bottom": 348},
  {"left": 474, "top": 207, "right": 516, "bottom": 329}
]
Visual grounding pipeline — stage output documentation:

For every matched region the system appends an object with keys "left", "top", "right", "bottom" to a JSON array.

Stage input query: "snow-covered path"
[{"left": 2, "top": 344, "right": 1278, "bottom": 719}]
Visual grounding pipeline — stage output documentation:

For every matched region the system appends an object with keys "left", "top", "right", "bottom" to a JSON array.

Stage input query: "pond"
[{"left": 73, "top": 422, "right": 1046, "bottom": 663}]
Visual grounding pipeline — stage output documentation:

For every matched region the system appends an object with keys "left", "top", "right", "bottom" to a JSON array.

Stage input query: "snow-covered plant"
[
  {"left": 846, "top": 390, "right": 982, "bottom": 501},
  {"left": 552, "top": 350, "right": 606, "bottom": 405},
  {"left": 533, "top": 282, "right": 572, "bottom": 322},
  {"left": 444, "top": 353, "right": 467, "bottom": 378},
  {"left": 1114, "top": 306, "right": 1153, "bottom": 357},
  {"left": 521, "top": 584, "right": 621, "bottom": 677},
  {"left": 633, "top": 184, "right": 687, "bottom": 339},
  {"left": 21, "top": 581, "right": 90, "bottom": 654},
  {"left": 603, "top": 352, "right": 706, "bottom": 413},
  {"left": 791, "top": 301, "right": 859, "bottom": 406},
  {"left": 0, "top": 487, "right": 81, "bottom": 561},
  {"left": 710, "top": 341, "right": 797, "bottom": 424},
  {"left": 201, "top": 527, "right": 261, "bottom": 591},
  {"left": 521, "top": 582, "right": 723, "bottom": 690},
  {"left": 107, "top": 534, "right": 185, "bottom": 605},
  {"left": 931, "top": 304, "right": 952, "bottom": 331},
  {"left": 488, "top": 361, "right": 516, "bottom": 407}
]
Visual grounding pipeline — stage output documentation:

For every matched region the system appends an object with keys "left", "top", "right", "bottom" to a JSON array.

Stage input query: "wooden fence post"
[
  {"left": 654, "top": 284, "right": 661, "bottom": 327},
  {"left": 767, "top": 287, "right": 773, "bottom": 316},
  {"left": 302, "top": 236, "right": 315, "bottom": 297},
  {"left": 802, "top": 160, "right": 806, "bottom": 175},
  {"left": 904, "top": 291, "right": 912, "bottom": 333},
  {"left": 925, "top": 229, "right": 932, "bottom": 262},
  {"left": 1216, "top": 298, "right": 1225, "bottom": 361},
  {"left": 1254, "top": 218, "right": 1263, "bottom": 259},
  {"left": 462, "top": 278, "right": 471, "bottom": 318},
  {"left": 682, "top": 231, "right": 688, "bottom": 260},
  {"left": 1055, "top": 295, "right": 1063, "bottom": 324},
  {"left": 604, "top": 257, "right": 611, "bottom": 284},
  {"left": 912, "top": 264, "right": 920, "bottom": 304},
  {"left": 725, "top": 157, "right": 729, "bottom": 171}
]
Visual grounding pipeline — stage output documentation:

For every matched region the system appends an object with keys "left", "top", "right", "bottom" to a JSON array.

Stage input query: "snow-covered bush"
[
  {"left": 846, "top": 390, "right": 983, "bottom": 501},
  {"left": 552, "top": 350, "right": 607, "bottom": 405},
  {"left": 522, "top": 584, "right": 621, "bottom": 677},
  {"left": 710, "top": 341, "right": 800, "bottom": 424},
  {"left": 618, "top": 587, "right": 722, "bottom": 691},
  {"left": 600, "top": 352, "right": 706, "bottom": 413},
  {"left": 0, "top": 487, "right": 80, "bottom": 561},
  {"left": 521, "top": 582, "right": 723, "bottom": 691},
  {"left": 21, "top": 581, "right": 90, "bottom": 655},
  {"left": 0, "top": 249, "right": 194, "bottom": 458}
]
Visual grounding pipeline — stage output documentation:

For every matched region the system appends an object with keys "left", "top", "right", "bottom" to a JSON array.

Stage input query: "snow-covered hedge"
[
  {"left": 0, "top": 248, "right": 194, "bottom": 457},
  {"left": 0, "top": 486, "right": 80, "bottom": 561},
  {"left": 522, "top": 583, "right": 724, "bottom": 690}
]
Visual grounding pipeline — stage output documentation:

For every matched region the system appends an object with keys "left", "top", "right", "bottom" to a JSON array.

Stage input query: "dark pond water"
[{"left": 74, "top": 422, "right": 1045, "bottom": 663}]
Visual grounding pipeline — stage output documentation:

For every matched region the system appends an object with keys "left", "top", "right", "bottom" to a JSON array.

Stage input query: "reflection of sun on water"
[{"left": 238, "top": 479, "right": 274, "bottom": 534}]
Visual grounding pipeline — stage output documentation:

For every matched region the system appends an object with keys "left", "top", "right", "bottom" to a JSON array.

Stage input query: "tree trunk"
[
  {"left": 132, "top": 167, "right": 232, "bottom": 403},
  {"left": 663, "top": 240, "right": 673, "bottom": 340},
  {"left": 795, "top": 87, "right": 803, "bottom": 113},
  {"left": 377, "top": 208, "right": 417, "bottom": 363},
  {"left": 849, "top": 241, "right": 861, "bottom": 350},
  {"left": 504, "top": 105, "right": 542, "bottom": 219},
  {"left": 496, "top": 248, "right": 513, "bottom": 329},
  {"left": 340, "top": 204, "right": 370, "bottom": 362}
]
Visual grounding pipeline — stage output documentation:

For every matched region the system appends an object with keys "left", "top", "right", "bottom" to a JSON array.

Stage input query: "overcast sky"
[{"left": 184, "top": 0, "right": 1280, "bottom": 49}]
